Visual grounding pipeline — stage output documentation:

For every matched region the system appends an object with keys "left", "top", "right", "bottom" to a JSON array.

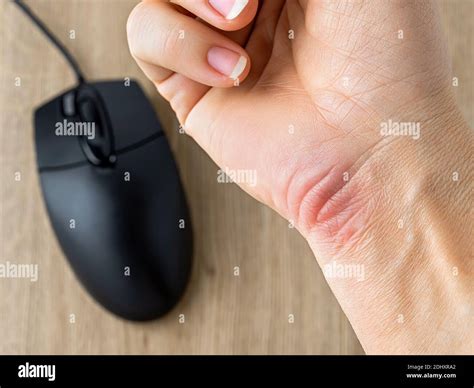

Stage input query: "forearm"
[{"left": 304, "top": 104, "right": 473, "bottom": 354}]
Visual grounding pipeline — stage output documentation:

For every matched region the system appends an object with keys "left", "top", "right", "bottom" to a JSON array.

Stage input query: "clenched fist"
[{"left": 127, "top": 0, "right": 473, "bottom": 354}]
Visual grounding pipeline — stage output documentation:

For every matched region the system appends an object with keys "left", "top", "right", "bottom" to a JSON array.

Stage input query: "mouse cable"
[{"left": 13, "top": 0, "right": 86, "bottom": 84}]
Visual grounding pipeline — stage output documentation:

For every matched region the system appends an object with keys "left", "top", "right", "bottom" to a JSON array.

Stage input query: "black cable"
[{"left": 13, "top": 0, "right": 86, "bottom": 84}]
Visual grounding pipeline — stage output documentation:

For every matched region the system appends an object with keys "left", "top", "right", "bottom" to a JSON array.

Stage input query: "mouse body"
[{"left": 34, "top": 80, "right": 192, "bottom": 321}]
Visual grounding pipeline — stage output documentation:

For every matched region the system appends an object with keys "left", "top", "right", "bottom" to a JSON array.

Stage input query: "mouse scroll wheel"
[
  {"left": 78, "top": 99, "right": 99, "bottom": 123},
  {"left": 77, "top": 98, "right": 116, "bottom": 166}
]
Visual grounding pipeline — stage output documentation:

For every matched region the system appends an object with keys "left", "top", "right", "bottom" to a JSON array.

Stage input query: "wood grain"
[{"left": 0, "top": 0, "right": 471, "bottom": 355}]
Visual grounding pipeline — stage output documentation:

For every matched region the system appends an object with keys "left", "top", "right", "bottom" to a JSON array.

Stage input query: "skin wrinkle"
[
  {"left": 308, "top": 134, "right": 408, "bottom": 251},
  {"left": 310, "top": 95, "right": 379, "bottom": 148},
  {"left": 302, "top": 10, "right": 445, "bottom": 104},
  {"left": 328, "top": 77, "right": 451, "bottom": 151},
  {"left": 313, "top": 171, "right": 381, "bottom": 249},
  {"left": 307, "top": 10, "right": 394, "bottom": 56},
  {"left": 294, "top": 129, "right": 385, "bottom": 236},
  {"left": 296, "top": 164, "right": 340, "bottom": 229},
  {"left": 321, "top": 198, "right": 371, "bottom": 246},
  {"left": 313, "top": 54, "right": 441, "bottom": 121}
]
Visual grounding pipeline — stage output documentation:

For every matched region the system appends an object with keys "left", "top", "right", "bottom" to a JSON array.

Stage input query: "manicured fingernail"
[
  {"left": 209, "top": 0, "right": 249, "bottom": 20},
  {"left": 208, "top": 47, "right": 247, "bottom": 80}
]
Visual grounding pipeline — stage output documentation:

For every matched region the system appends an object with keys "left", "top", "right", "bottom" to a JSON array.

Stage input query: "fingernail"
[
  {"left": 208, "top": 47, "right": 247, "bottom": 80},
  {"left": 209, "top": 0, "right": 249, "bottom": 20}
]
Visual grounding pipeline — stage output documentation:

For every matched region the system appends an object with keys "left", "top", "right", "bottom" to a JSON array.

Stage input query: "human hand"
[{"left": 127, "top": 0, "right": 473, "bottom": 354}]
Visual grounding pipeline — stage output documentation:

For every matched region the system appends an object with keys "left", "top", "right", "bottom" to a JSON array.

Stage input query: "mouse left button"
[{"left": 34, "top": 91, "right": 89, "bottom": 169}]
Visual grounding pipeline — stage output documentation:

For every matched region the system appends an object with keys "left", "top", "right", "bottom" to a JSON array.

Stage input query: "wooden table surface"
[{"left": 0, "top": 0, "right": 472, "bottom": 355}]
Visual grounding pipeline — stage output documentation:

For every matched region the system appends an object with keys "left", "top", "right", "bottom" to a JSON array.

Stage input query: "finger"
[
  {"left": 244, "top": 0, "right": 286, "bottom": 85},
  {"left": 163, "top": 4, "right": 257, "bottom": 124},
  {"left": 170, "top": 0, "right": 258, "bottom": 31},
  {"left": 127, "top": 1, "right": 251, "bottom": 88},
  {"left": 157, "top": 73, "right": 212, "bottom": 125}
]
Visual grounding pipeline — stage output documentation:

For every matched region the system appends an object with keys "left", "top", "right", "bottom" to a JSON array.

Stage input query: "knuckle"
[
  {"left": 126, "top": 2, "right": 148, "bottom": 58},
  {"left": 126, "top": 2, "right": 186, "bottom": 65},
  {"left": 160, "top": 22, "right": 186, "bottom": 59}
]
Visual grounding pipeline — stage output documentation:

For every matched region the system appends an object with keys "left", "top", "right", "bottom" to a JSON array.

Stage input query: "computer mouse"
[{"left": 34, "top": 80, "right": 193, "bottom": 321}]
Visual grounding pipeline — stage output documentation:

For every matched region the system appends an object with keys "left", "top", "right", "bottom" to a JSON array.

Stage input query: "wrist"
[{"left": 304, "top": 95, "right": 473, "bottom": 354}]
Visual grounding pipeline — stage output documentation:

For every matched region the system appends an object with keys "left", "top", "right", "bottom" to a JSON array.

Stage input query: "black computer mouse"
[{"left": 34, "top": 80, "right": 193, "bottom": 321}]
